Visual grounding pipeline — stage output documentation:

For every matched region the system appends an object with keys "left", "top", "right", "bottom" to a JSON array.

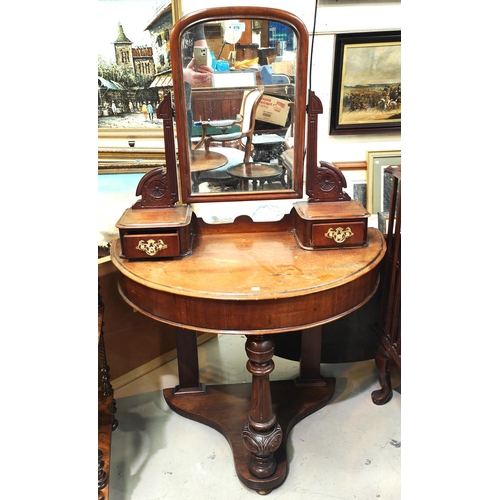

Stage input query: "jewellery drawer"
[
  {"left": 116, "top": 206, "right": 194, "bottom": 259},
  {"left": 311, "top": 221, "right": 367, "bottom": 247},
  {"left": 121, "top": 232, "right": 180, "bottom": 259}
]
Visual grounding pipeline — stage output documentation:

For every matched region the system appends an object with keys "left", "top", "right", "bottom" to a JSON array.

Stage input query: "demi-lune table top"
[{"left": 110, "top": 227, "right": 385, "bottom": 335}]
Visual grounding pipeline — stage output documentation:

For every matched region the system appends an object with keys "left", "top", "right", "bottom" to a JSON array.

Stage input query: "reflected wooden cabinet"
[{"left": 191, "top": 88, "right": 244, "bottom": 123}]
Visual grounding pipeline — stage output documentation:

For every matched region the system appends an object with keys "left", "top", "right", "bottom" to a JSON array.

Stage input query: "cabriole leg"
[{"left": 371, "top": 346, "right": 393, "bottom": 405}]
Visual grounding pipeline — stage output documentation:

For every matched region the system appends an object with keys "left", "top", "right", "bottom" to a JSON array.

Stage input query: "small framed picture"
[
  {"left": 366, "top": 150, "right": 401, "bottom": 214},
  {"left": 252, "top": 19, "right": 263, "bottom": 30},
  {"left": 333, "top": 161, "right": 367, "bottom": 208}
]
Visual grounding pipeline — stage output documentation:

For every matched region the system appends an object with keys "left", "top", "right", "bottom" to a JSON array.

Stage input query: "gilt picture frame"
[
  {"left": 97, "top": 0, "right": 184, "bottom": 168},
  {"left": 366, "top": 150, "right": 401, "bottom": 214},
  {"left": 330, "top": 31, "right": 401, "bottom": 135}
]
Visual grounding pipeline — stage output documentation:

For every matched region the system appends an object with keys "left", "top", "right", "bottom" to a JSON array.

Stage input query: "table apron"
[{"left": 116, "top": 268, "right": 380, "bottom": 335}]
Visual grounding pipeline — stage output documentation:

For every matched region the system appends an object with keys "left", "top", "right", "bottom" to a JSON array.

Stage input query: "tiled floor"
[{"left": 108, "top": 334, "right": 401, "bottom": 499}]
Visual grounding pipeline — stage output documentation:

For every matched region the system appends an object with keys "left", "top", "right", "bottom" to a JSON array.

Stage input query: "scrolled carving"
[
  {"left": 242, "top": 335, "right": 283, "bottom": 479},
  {"left": 310, "top": 162, "right": 352, "bottom": 202},
  {"left": 146, "top": 179, "right": 167, "bottom": 199},
  {"left": 242, "top": 422, "right": 282, "bottom": 455},
  {"left": 132, "top": 167, "right": 175, "bottom": 209}
]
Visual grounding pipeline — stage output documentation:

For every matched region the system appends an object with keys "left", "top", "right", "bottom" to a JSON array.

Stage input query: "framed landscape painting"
[
  {"left": 97, "top": 0, "right": 179, "bottom": 138},
  {"left": 330, "top": 31, "right": 401, "bottom": 135},
  {"left": 97, "top": 0, "right": 184, "bottom": 169}
]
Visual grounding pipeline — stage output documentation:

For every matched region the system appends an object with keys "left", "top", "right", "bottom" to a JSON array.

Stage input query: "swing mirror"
[{"left": 170, "top": 7, "right": 308, "bottom": 203}]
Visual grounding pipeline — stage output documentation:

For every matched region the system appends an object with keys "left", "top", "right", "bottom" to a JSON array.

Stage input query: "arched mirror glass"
[{"left": 170, "top": 7, "right": 308, "bottom": 203}]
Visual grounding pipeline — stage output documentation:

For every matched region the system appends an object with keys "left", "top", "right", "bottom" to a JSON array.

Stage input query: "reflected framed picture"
[
  {"left": 330, "top": 31, "right": 401, "bottom": 135},
  {"left": 366, "top": 150, "right": 401, "bottom": 214}
]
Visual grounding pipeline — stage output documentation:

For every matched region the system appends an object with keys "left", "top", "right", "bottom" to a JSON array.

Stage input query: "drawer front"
[
  {"left": 122, "top": 232, "right": 180, "bottom": 259},
  {"left": 312, "top": 221, "right": 366, "bottom": 247}
]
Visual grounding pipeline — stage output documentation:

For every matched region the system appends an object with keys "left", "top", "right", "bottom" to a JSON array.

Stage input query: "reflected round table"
[
  {"left": 189, "top": 149, "right": 228, "bottom": 172},
  {"left": 227, "top": 162, "right": 286, "bottom": 190},
  {"left": 190, "top": 149, "right": 228, "bottom": 193},
  {"left": 110, "top": 227, "right": 385, "bottom": 494},
  {"left": 190, "top": 147, "right": 245, "bottom": 193}
]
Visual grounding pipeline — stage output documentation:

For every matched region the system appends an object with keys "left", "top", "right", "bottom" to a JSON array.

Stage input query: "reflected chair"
[{"left": 200, "top": 86, "right": 265, "bottom": 163}]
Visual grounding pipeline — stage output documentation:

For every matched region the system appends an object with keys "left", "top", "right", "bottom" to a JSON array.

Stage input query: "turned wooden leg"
[
  {"left": 371, "top": 346, "right": 393, "bottom": 405},
  {"left": 99, "top": 328, "right": 113, "bottom": 397},
  {"left": 99, "top": 323, "right": 119, "bottom": 430},
  {"left": 111, "top": 398, "right": 118, "bottom": 431},
  {"left": 174, "top": 328, "right": 206, "bottom": 395},
  {"left": 98, "top": 449, "right": 107, "bottom": 498},
  {"left": 242, "top": 335, "right": 283, "bottom": 484}
]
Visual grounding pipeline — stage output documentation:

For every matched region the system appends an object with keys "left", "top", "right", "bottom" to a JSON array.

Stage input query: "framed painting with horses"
[{"left": 330, "top": 31, "right": 401, "bottom": 135}]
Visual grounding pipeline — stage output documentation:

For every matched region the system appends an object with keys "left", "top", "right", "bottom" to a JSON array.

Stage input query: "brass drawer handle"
[
  {"left": 324, "top": 227, "right": 353, "bottom": 243},
  {"left": 136, "top": 239, "right": 167, "bottom": 256}
]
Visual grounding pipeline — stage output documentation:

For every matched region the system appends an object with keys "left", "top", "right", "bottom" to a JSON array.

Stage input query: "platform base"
[{"left": 164, "top": 377, "right": 336, "bottom": 494}]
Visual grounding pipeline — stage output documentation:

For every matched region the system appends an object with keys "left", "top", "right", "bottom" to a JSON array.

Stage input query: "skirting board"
[{"left": 110, "top": 332, "right": 215, "bottom": 390}]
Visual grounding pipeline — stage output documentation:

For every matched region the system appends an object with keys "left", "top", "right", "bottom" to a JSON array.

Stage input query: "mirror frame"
[{"left": 170, "top": 6, "right": 308, "bottom": 204}]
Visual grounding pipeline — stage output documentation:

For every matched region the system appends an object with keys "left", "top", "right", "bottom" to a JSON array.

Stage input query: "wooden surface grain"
[{"left": 110, "top": 228, "right": 385, "bottom": 335}]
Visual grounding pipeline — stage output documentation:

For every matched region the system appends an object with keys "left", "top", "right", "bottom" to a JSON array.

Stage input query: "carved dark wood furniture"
[
  {"left": 109, "top": 6, "right": 387, "bottom": 495},
  {"left": 191, "top": 88, "right": 244, "bottom": 127},
  {"left": 98, "top": 288, "right": 118, "bottom": 500},
  {"left": 110, "top": 226, "right": 385, "bottom": 494},
  {"left": 371, "top": 165, "right": 401, "bottom": 405},
  {"left": 251, "top": 133, "right": 287, "bottom": 163}
]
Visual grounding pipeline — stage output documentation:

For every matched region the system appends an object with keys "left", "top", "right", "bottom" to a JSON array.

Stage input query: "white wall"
[{"left": 182, "top": 0, "right": 401, "bottom": 163}]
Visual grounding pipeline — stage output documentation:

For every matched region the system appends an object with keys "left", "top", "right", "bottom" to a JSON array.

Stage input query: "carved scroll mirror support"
[
  {"left": 132, "top": 91, "right": 179, "bottom": 209},
  {"left": 306, "top": 90, "right": 351, "bottom": 203}
]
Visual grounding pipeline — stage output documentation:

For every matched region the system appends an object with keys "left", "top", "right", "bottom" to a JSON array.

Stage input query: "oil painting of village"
[{"left": 98, "top": 0, "right": 173, "bottom": 129}]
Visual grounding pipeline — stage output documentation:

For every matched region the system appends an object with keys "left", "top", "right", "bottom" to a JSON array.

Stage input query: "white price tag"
[{"left": 230, "top": 22, "right": 246, "bottom": 32}]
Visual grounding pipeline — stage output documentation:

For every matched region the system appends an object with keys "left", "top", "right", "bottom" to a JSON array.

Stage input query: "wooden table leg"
[
  {"left": 296, "top": 326, "right": 327, "bottom": 387},
  {"left": 164, "top": 331, "right": 336, "bottom": 494},
  {"left": 243, "top": 335, "right": 283, "bottom": 483},
  {"left": 174, "top": 327, "right": 206, "bottom": 395}
]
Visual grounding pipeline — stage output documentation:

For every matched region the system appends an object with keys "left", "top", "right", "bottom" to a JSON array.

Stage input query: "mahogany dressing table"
[
  {"left": 110, "top": 7, "right": 386, "bottom": 495},
  {"left": 110, "top": 225, "right": 384, "bottom": 493}
]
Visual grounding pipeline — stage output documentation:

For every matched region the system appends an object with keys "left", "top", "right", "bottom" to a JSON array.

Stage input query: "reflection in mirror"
[{"left": 171, "top": 9, "right": 307, "bottom": 203}]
